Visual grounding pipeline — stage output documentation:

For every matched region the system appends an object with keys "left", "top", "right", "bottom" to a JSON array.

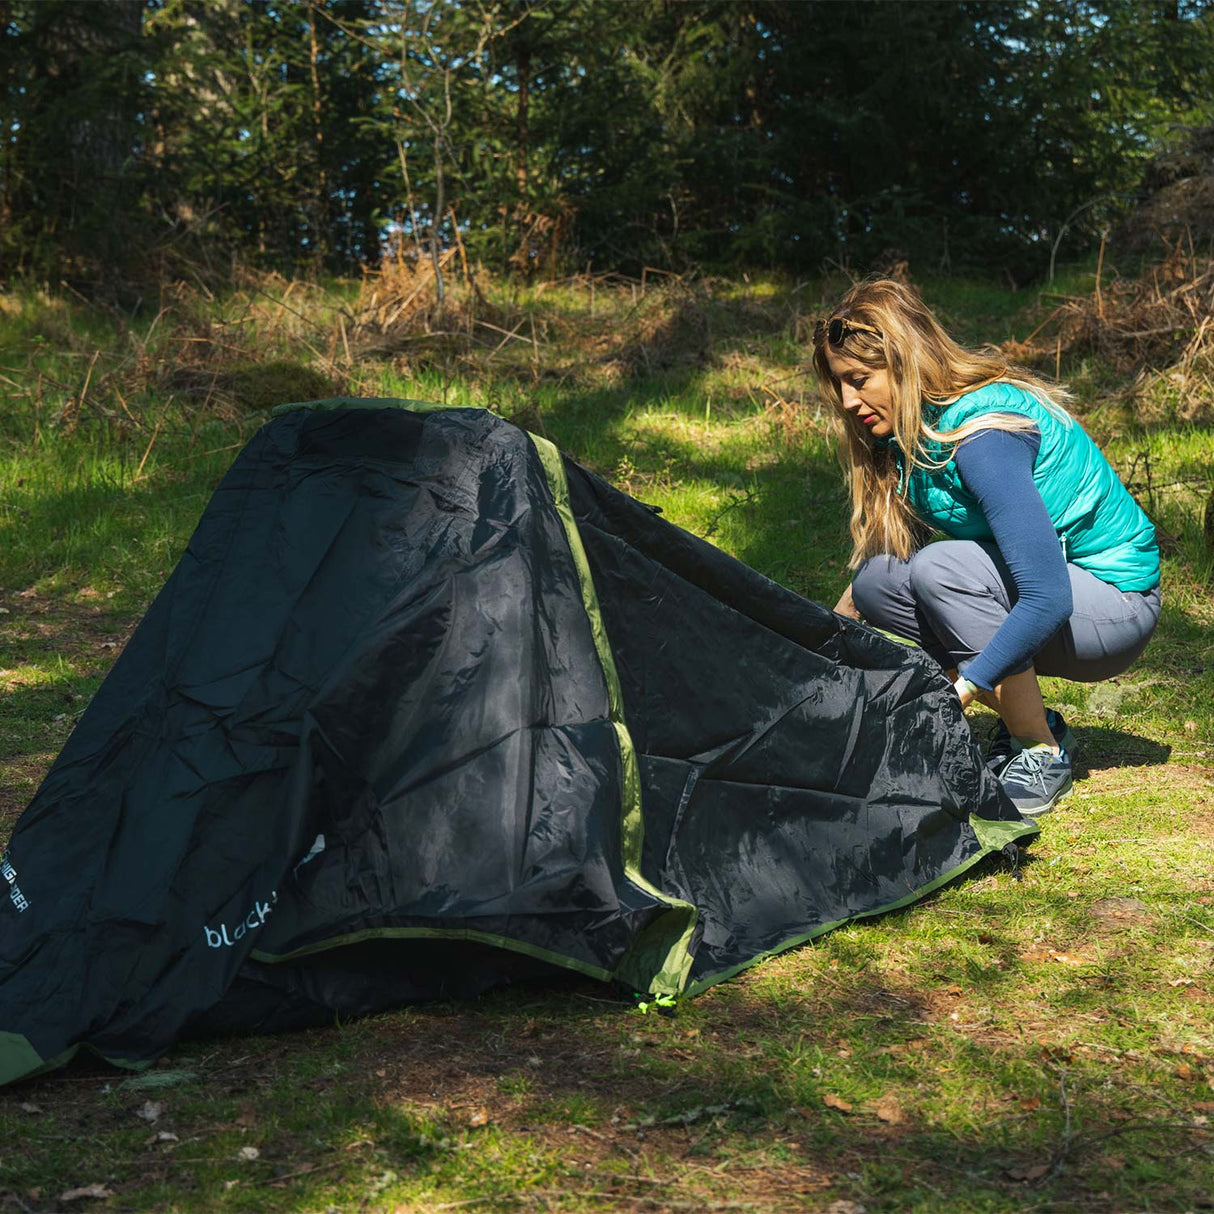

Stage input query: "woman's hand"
[
  {"left": 952, "top": 675, "right": 976, "bottom": 708},
  {"left": 834, "top": 585, "right": 862, "bottom": 620}
]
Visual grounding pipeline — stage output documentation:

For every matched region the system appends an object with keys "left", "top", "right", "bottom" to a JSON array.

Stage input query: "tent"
[{"left": 0, "top": 401, "right": 1036, "bottom": 1085}]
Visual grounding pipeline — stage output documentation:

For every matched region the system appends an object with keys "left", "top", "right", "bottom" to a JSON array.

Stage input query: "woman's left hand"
[
  {"left": 834, "top": 585, "right": 862, "bottom": 620},
  {"left": 953, "top": 676, "right": 976, "bottom": 708}
]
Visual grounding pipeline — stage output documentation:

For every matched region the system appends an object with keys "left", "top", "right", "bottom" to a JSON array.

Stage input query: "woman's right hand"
[{"left": 834, "top": 585, "right": 862, "bottom": 620}]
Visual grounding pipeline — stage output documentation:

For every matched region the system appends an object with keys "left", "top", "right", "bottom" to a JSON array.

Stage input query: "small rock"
[
  {"left": 1006, "top": 1162, "right": 1051, "bottom": 1182},
  {"left": 59, "top": 1185, "right": 114, "bottom": 1203}
]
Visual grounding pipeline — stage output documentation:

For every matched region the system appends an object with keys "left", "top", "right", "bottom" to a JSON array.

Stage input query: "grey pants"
[{"left": 851, "top": 540, "right": 1161, "bottom": 684}]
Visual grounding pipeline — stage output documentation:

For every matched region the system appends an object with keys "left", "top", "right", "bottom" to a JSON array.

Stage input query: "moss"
[{"left": 221, "top": 360, "right": 341, "bottom": 412}]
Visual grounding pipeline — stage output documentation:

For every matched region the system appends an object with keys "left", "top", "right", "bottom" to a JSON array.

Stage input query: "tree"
[{"left": 0, "top": 0, "right": 148, "bottom": 280}]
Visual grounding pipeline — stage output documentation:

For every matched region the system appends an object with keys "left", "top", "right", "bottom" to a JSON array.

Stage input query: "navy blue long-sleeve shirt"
[{"left": 951, "top": 427, "right": 1073, "bottom": 690}]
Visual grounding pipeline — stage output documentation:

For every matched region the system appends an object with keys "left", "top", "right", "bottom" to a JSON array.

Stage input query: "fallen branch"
[
  {"left": 133, "top": 395, "right": 175, "bottom": 481},
  {"left": 702, "top": 486, "right": 760, "bottom": 539}
]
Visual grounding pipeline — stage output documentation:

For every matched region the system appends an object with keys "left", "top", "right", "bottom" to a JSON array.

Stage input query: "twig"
[
  {"left": 1123, "top": 478, "right": 1210, "bottom": 492},
  {"left": 702, "top": 486, "right": 760, "bottom": 539},
  {"left": 142, "top": 305, "right": 170, "bottom": 349},
  {"left": 1177, "top": 914, "right": 1214, "bottom": 935},
  {"left": 1046, "top": 1069, "right": 1074, "bottom": 1178},
  {"left": 252, "top": 1157, "right": 344, "bottom": 1187},
  {"left": 477, "top": 317, "right": 530, "bottom": 355},
  {"left": 529, "top": 1194, "right": 758, "bottom": 1210},
  {"left": 572, "top": 1122, "right": 642, "bottom": 1162},
  {"left": 134, "top": 396, "right": 175, "bottom": 480},
  {"left": 298, "top": 338, "right": 344, "bottom": 381},
  {"left": 379, "top": 279, "right": 433, "bottom": 332},
  {"left": 1094, "top": 229, "right": 1108, "bottom": 318},
  {"left": 1106, "top": 324, "right": 1196, "bottom": 339},
  {"left": 448, "top": 205, "right": 471, "bottom": 290},
  {"left": 1061, "top": 1119, "right": 1210, "bottom": 1154},
  {"left": 112, "top": 384, "right": 150, "bottom": 431},
  {"left": 64, "top": 349, "right": 101, "bottom": 434},
  {"left": 248, "top": 285, "right": 323, "bottom": 333},
  {"left": 181, "top": 443, "right": 244, "bottom": 462}
]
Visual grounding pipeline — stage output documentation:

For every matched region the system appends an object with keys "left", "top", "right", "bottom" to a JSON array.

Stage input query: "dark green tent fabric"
[{"left": 0, "top": 402, "right": 1035, "bottom": 1085}]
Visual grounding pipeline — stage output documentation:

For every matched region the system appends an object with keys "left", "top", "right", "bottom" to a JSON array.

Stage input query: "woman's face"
[{"left": 825, "top": 349, "right": 895, "bottom": 439}]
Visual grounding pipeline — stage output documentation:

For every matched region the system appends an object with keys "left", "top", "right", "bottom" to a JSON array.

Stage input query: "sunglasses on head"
[{"left": 814, "top": 316, "right": 881, "bottom": 347}]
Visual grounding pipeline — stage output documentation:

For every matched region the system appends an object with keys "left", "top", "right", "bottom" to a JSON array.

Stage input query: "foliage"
[
  {"left": 0, "top": 0, "right": 149, "bottom": 279},
  {"left": 2, "top": 2, "right": 1214, "bottom": 283}
]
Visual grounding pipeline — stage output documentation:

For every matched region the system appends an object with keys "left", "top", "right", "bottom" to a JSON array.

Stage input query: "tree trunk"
[
  {"left": 431, "top": 129, "right": 445, "bottom": 316},
  {"left": 515, "top": 41, "right": 530, "bottom": 200},
  {"left": 513, "top": 39, "right": 531, "bottom": 275},
  {"left": 308, "top": 2, "right": 329, "bottom": 267}
]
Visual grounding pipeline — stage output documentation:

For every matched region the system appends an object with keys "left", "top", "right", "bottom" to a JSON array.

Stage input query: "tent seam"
[{"left": 526, "top": 432, "right": 698, "bottom": 996}]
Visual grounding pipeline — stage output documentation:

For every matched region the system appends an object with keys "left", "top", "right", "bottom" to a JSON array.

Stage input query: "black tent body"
[{"left": 0, "top": 402, "right": 1037, "bottom": 1085}]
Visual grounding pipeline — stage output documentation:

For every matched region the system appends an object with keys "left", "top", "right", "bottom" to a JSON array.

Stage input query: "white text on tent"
[{"left": 203, "top": 890, "right": 278, "bottom": 948}]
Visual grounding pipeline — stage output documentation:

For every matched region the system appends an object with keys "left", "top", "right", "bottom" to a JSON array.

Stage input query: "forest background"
[
  {"left": 4, "top": 0, "right": 1214, "bottom": 285},
  {"left": 3, "top": 2, "right": 1214, "bottom": 1213}
]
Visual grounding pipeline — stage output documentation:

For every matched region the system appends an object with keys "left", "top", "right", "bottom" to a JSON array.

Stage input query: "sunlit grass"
[{"left": 0, "top": 270, "right": 1212, "bottom": 1211}]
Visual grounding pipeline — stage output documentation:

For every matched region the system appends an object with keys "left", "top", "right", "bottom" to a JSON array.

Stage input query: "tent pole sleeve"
[{"left": 527, "top": 433, "right": 698, "bottom": 996}]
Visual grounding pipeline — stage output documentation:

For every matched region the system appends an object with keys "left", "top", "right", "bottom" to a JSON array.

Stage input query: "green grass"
[{"left": 1, "top": 270, "right": 1212, "bottom": 1212}]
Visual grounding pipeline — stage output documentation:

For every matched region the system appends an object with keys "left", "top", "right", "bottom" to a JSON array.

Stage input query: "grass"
[{"left": 1, "top": 268, "right": 1213, "bottom": 1212}]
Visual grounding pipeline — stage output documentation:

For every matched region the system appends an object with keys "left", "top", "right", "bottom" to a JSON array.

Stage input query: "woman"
[{"left": 812, "top": 278, "right": 1160, "bottom": 816}]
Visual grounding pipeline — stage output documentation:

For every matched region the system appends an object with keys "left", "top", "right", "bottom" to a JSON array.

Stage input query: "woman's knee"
[
  {"left": 906, "top": 541, "right": 983, "bottom": 604},
  {"left": 851, "top": 555, "right": 911, "bottom": 622}
]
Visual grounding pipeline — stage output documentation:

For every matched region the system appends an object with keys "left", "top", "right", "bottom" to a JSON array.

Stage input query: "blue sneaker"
[
  {"left": 999, "top": 744, "right": 1073, "bottom": 817},
  {"left": 985, "top": 709, "right": 1077, "bottom": 775}
]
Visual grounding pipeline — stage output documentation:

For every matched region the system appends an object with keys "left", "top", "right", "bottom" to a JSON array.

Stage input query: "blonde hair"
[{"left": 811, "top": 277, "right": 1073, "bottom": 568}]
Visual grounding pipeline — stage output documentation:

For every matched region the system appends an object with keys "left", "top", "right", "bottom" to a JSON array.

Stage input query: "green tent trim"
[
  {"left": 681, "top": 812, "right": 1037, "bottom": 997},
  {"left": 527, "top": 431, "right": 699, "bottom": 996},
  {"left": 0, "top": 1032, "right": 149, "bottom": 1089},
  {"left": 252, "top": 926, "right": 614, "bottom": 982}
]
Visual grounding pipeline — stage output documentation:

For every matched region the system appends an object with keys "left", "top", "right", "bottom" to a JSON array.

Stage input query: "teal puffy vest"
[{"left": 903, "top": 383, "right": 1160, "bottom": 591}]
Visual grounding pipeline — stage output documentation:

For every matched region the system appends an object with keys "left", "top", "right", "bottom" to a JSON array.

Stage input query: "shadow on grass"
[
  {"left": 1075, "top": 725, "right": 1172, "bottom": 771},
  {"left": 7, "top": 929, "right": 1206, "bottom": 1212}
]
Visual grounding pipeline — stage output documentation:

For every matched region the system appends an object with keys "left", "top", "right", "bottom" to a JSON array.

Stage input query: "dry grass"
[{"left": 1005, "top": 234, "right": 1214, "bottom": 424}]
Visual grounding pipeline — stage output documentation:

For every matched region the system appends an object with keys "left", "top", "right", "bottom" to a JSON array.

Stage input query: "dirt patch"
[
  {"left": 1089, "top": 897, "right": 1157, "bottom": 931},
  {"left": 1, "top": 591, "right": 136, "bottom": 842},
  {"left": 1, "top": 587, "right": 135, "bottom": 672},
  {"left": 0, "top": 755, "right": 55, "bottom": 841}
]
